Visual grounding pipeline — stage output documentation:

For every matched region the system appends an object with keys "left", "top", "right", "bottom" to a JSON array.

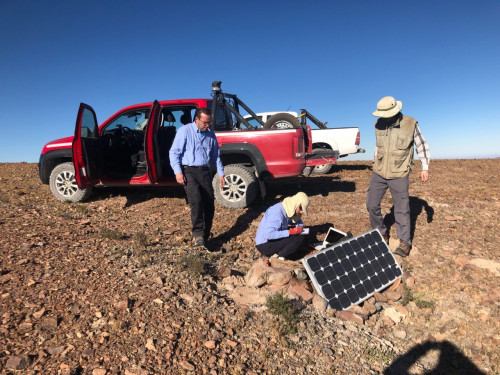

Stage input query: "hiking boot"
[
  {"left": 193, "top": 237, "right": 205, "bottom": 247},
  {"left": 394, "top": 242, "right": 411, "bottom": 257}
]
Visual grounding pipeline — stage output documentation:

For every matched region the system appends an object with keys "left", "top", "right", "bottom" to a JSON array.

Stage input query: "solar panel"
[{"left": 302, "top": 229, "right": 402, "bottom": 310}]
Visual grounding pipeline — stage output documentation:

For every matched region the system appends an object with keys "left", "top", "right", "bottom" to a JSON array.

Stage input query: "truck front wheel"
[
  {"left": 263, "top": 113, "right": 301, "bottom": 129},
  {"left": 213, "top": 164, "right": 258, "bottom": 209},
  {"left": 49, "top": 162, "right": 93, "bottom": 202}
]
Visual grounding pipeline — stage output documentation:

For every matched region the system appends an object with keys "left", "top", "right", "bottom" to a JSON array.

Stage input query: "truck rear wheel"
[
  {"left": 311, "top": 148, "right": 334, "bottom": 174},
  {"left": 263, "top": 113, "right": 301, "bottom": 129},
  {"left": 213, "top": 164, "right": 258, "bottom": 209},
  {"left": 49, "top": 162, "right": 93, "bottom": 202}
]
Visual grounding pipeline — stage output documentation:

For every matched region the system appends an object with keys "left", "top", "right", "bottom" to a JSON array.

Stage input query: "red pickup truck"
[{"left": 38, "top": 83, "right": 337, "bottom": 208}]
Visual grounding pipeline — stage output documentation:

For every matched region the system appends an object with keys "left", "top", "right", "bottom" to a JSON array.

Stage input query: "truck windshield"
[{"left": 105, "top": 109, "right": 150, "bottom": 132}]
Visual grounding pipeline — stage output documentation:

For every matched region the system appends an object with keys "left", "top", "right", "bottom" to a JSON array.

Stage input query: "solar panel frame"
[{"left": 302, "top": 229, "right": 403, "bottom": 310}]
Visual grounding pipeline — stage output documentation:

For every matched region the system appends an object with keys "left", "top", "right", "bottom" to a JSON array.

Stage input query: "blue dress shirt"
[
  {"left": 169, "top": 122, "right": 225, "bottom": 176},
  {"left": 255, "top": 203, "right": 303, "bottom": 246}
]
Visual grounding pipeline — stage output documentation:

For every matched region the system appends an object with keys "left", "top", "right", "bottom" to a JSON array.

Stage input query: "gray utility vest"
[{"left": 374, "top": 114, "right": 417, "bottom": 179}]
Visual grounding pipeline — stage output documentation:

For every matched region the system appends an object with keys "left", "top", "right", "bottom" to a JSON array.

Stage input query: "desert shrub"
[
  {"left": 178, "top": 252, "right": 206, "bottom": 275},
  {"left": 401, "top": 285, "right": 414, "bottom": 306},
  {"left": 99, "top": 227, "right": 125, "bottom": 240},
  {"left": 133, "top": 231, "right": 148, "bottom": 249},
  {"left": 75, "top": 204, "right": 87, "bottom": 214},
  {"left": 364, "top": 345, "right": 394, "bottom": 364},
  {"left": 265, "top": 292, "right": 298, "bottom": 335},
  {"left": 402, "top": 285, "right": 435, "bottom": 309}
]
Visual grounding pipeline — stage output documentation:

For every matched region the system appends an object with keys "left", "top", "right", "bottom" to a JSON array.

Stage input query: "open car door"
[
  {"left": 72, "top": 103, "right": 103, "bottom": 188},
  {"left": 144, "top": 100, "right": 162, "bottom": 182}
]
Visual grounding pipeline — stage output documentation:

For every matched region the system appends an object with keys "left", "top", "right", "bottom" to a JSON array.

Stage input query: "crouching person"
[{"left": 255, "top": 192, "right": 309, "bottom": 259}]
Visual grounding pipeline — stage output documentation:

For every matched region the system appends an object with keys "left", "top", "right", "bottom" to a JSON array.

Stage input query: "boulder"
[
  {"left": 267, "top": 267, "right": 293, "bottom": 286},
  {"left": 244, "top": 259, "right": 267, "bottom": 287}
]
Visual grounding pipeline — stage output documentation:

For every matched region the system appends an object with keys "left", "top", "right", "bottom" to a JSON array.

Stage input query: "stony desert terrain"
[{"left": 0, "top": 159, "right": 498, "bottom": 374}]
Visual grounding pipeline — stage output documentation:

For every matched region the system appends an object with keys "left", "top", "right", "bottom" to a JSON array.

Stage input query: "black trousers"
[
  {"left": 183, "top": 167, "right": 215, "bottom": 239},
  {"left": 256, "top": 235, "right": 306, "bottom": 258}
]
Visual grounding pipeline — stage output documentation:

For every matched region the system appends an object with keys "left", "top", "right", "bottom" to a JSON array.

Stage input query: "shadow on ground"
[
  {"left": 331, "top": 164, "right": 372, "bottom": 172},
  {"left": 384, "top": 340, "right": 486, "bottom": 375},
  {"left": 383, "top": 196, "right": 434, "bottom": 241},
  {"left": 89, "top": 186, "right": 186, "bottom": 207}
]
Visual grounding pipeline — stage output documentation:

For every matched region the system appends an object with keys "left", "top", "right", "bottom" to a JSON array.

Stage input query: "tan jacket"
[{"left": 374, "top": 114, "right": 417, "bottom": 179}]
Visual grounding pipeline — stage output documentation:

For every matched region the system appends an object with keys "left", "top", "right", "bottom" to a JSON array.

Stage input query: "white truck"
[{"left": 244, "top": 110, "right": 365, "bottom": 174}]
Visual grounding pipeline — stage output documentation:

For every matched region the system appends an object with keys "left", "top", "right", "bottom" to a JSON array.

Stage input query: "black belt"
[{"left": 183, "top": 165, "right": 209, "bottom": 171}]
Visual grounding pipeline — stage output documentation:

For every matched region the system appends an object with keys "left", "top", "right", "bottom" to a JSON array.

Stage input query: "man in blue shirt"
[{"left": 169, "top": 108, "right": 225, "bottom": 247}]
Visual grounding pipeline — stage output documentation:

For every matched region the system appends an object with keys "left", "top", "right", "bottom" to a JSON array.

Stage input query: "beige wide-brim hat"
[
  {"left": 282, "top": 192, "right": 309, "bottom": 217},
  {"left": 372, "top": 96, "right": 403, "bottom": 118}
]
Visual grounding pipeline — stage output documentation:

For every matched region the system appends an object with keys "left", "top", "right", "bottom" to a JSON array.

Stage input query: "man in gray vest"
[{"left": 366, "top": 96, "right": 430, "bottom": 257}]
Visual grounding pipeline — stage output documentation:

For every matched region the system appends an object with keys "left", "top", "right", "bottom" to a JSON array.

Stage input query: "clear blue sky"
[{"left": 1, "top": 0, "right": 499, "bottom": 162}]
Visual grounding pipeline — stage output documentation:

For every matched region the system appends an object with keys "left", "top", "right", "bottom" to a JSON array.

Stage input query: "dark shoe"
[
  {"left": 382, "top": 233, "right": 389, "bottom": 243},
  {"left": 193, "top": 237, "right": 205, "bottom": 247},
  {"left": 394, "top": 242, "right": 411, "bottom": 257}
]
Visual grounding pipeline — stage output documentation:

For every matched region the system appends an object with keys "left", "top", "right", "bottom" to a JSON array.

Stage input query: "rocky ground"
[{"left": 0, "top": 159, "right": 498, "bottom": 374}]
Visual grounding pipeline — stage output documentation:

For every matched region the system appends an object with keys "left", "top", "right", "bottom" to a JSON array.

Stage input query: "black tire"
[
  {"left": 49, "top": 162, "right": 93, "bottom": 202},
  {"left": 311, "top": 148, "right": 334, "bottom": 175},
  {"left": 263, "top": 113, "right": 301, "bottom": 129},
  {"left": 213, "top": 164, "right": 258, "bottom": 209}
]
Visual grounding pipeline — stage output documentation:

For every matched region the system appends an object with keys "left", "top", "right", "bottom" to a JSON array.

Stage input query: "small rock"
[
  {"left": 287, "top": 279, "right": 313, "bottom": 301},
  {"left": 363, "top": 302, "right": 377, "bottom": 315},
  {"left": 33, "top": 307, "right": 46, "bottom": 319},
  {"left": 405, "top": 276, "right": 415, "bottom": 287},
  {"left": 41, "top": 316, "right": 58, "bottom": 330},
  {"left": 383, "top": 307, "right": 405, "bottom": 323},
  {"left": 373, "top": 292, "right": 388, "bottom": 303},
  {"left": 294, "top": 269, "right": 308, "bottom": 280},
  {"left": 455, "top": 256, "right": 470, "bottom": 267},
  {"left": 380, "top": 315, "right": 396, "bottom": 327},
  {"left": 179, "top": 360, "right": 195, "bottom": 371},
  {"left": 222, "top": 242, "right": 232, "bottom": 252},
  {"left": 60, "top": 363, "right": 71, "bottom": 375},
  {"left": 204, "top": 340, "right": 216, "bottom": 349},
  {"left": 395, "top": 305, "right": 409, "bottom": 316},
  {"left": 91, "top": 318, "right": 107, "bottom": 330},
  {"left": 124, "top": 368, "right": 149, "bottom": 375},
  {"left": 215, "top": 265, "right": 232, "bottom": 278},
  {"left": 444, "top": 216, "right": 459, "bottom": 221},
  {"left": 47, "top": 346, "right": 66, "bottom": 355},
  {"left": 388, "top": 277, "right": 401, "bottom": 291},
  {"left": 93, "top": 369, "right": 107, "bottom": 375},
  {"left": 336, "top": 310, "right": 364, "bottom": 325},
  {"left": 19, "top": 322, "right": 33, "bottom": 331},
  {"left": 312, "top": 294, "right": 327, "bottom": 311},
  {"left": 348, "top": 305, "right": 370, "bottom": 318},
  {"left": 385, "top": 290, "right": 402, "bottom": 301},
  {"left": 394, "top": 330, "right": 407, "bottom": 339},
  {"left": 6, "top": 355, "right": 29, "bottom": 370},
  {"left": 145, "top": 338, "right": 156, "bottom": 352},
  {"left": 114, "top": 299, "right": 129, "bottom": 310},
  {"left": 226, "top": 339, "right": 238, "bottom": 348}
]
